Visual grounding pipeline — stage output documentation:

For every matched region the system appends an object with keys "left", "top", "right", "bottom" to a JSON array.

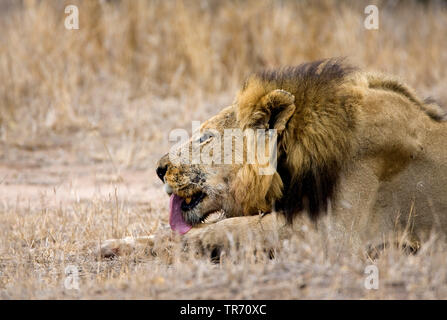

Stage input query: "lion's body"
[
  {"left": 189, "top": 61, "right": 447, "bottom": 254},
  {"left": 102, "top": 59, "right": 447, "bottom": 258},
  {"left": 332, "top": 88, "right": 447, "bottom": 249}
]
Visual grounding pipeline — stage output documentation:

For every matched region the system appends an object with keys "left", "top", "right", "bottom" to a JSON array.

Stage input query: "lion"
[{"left": 100, "top": 58, "right": 447, "bottom": 259}]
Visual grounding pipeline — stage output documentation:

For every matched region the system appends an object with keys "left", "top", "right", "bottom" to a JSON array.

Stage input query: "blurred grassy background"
[{"left": 0, "top": 0, "right": 446, "bottom": 169}]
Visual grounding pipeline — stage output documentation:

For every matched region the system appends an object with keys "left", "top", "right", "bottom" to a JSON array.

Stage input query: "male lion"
[{"left": 101, "top": 59, "right": 447, "bottom": 258}]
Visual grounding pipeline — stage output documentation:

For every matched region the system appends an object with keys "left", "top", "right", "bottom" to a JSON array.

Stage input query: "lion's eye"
[{"left": 199, "top": 132, "right": 214, "bottom": 143}]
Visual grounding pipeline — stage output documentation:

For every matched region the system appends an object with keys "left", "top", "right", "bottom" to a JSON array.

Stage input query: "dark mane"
[
  {"left": 255, "top": 58, "right": 357, "bottom": 90},
  {"left": 258, "top": 59, "right": 357, "bottom": 222},
  {"left": 274, "top": 154, "right": 341, "bottom": 222}
]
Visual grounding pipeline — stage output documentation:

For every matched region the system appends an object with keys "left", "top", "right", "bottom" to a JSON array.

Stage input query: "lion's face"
[
  {"left": 157, "top": 85, "right": 297, "bottom": 234},
  {"left": 156, "top": 106, "right": 246, "bottom": 233}
]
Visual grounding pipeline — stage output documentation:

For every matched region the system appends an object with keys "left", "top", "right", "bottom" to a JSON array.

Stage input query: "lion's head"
[{"left": 156, "top": 59, "right": 358, "bottom": 234}]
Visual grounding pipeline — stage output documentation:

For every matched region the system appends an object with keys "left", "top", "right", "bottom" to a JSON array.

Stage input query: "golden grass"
[{"left": 0, "top": 0, "right": 447, "bottom": 299}]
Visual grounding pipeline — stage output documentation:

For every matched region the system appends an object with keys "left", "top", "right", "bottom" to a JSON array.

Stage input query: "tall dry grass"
[
  {"left": 1, "top": 0, "right": 446, "bottom": 159},
  {"left": 0, "top": 0, "right": 447, "bottom": 299}
]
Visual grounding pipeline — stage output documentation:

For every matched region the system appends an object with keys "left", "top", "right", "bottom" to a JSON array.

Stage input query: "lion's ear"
[{"left": 245, "top": 89, "right": 296, "bottom": 132}]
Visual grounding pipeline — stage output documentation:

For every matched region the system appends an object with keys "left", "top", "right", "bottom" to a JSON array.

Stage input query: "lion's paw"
[{"left": 99, "top": 237, "right": 137, "bottom": 258}]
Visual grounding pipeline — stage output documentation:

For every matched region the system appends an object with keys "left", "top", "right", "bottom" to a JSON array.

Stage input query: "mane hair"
[
  {"left": 255, "top": 58, "right": 356, "bottom": 87},
  {"left": 235, "top": 58, "right": 360, "bottom": 222},
  {"left": 233, "top": 58, "right": 445, "bottom": 223}
]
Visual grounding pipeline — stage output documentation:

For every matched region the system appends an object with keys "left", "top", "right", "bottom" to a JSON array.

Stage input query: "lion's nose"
[
  {"left": 156, "top": 165, "right": 167, "bottom": 182},
  {"left": 156, "top": 153, "right": 170, "bottom": 182}
]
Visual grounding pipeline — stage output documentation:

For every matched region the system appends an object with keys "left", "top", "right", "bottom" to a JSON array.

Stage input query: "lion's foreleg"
[
  {"left": 182, "top": 212, "right": 291, "bottom": 259},
  {"left": 99, "top": 235, "right": 155, "bottom": 258}
]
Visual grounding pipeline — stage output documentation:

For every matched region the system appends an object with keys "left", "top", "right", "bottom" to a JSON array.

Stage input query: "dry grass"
[{"left": 0, "top": 0, "right": 447, "bottom": 299}]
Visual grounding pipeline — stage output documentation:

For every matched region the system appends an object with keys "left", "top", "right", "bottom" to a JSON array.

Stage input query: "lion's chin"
[
  {"left": 185, "top": 207, "right": 221, "bottom": 226},
  {"left": 185, "top": 204, "right": 227, "bottom": 227},
  {"left": 169, "top": 188, "right": 227, "bottom": 230}
]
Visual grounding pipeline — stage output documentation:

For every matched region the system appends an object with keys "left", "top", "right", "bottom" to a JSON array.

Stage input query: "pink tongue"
[{"left": 169, "top": 194, "right": 192, "bottom": 235}]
